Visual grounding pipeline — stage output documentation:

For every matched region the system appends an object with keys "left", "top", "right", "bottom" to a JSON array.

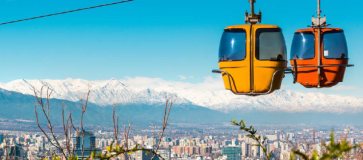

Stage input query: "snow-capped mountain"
[{"left": 0, "top": 77, "right": 362, "bottom": 114}]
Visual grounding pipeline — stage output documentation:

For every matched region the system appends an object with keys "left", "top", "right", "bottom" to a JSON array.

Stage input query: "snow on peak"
[{"left": 0, "top": 77, "right": 362, "bottom": 113}]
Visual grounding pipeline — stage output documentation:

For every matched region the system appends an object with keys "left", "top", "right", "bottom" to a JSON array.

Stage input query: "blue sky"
[{"left": 0, "top": 0, "right": 362, "bottom": 96}]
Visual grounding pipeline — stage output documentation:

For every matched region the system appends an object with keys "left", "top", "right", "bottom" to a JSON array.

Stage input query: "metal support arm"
[{"left": 212, "top": 69, "right": 292, "bottom": 96}]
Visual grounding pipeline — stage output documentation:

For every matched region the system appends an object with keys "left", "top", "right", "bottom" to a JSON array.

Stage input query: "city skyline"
[{"left": 1, "top": 123, "right": 363, "bottom": 160}]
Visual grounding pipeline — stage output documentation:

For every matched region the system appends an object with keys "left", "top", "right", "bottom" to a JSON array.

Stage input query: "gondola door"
[
  {"left": 320, "top": 29, "right": 349, "bottom": 87},
  {"left": 218, "top": 25, "right": 252, "bottom": 93},
  {"left": 252, "top": 25, "right": 287, "bottom": 93}
]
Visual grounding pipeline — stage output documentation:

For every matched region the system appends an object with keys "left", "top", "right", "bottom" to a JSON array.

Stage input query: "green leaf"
[
  {"left": 91, "top": 151, "right": 96, "bottom": 158},
  {"left": 330, "top": 130, "right": 335, "bottom": 149},
  {"left": 290, "top": 153, "right": 295, "bottom": 160},
  {"left": 232, "top": 119, "right": 236, "bottom": 123},
  {"left": 311, "top": 151, "right": 318, "bottom": 160},
  {"left": 292, "top": 150, "right": 309, "bottom": 160}
]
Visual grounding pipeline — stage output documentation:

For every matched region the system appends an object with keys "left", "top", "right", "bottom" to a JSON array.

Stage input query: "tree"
[
  {"left": 232, "top": 119, "right": 362, "bottom": 160},
  {"left": 93, "top": 98, "right": 174, "bottom": 160},
  {"left": 33, "top": 86, "right": 90, "bottom": 160},
  {"left": 290, "top": 131, "right": 361, "bottom": 160},
  {"left": 32, "top": 86, "right": 174, "bottom": 160}
]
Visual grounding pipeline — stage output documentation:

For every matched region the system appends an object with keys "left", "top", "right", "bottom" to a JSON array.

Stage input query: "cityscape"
[
  {"left": 0, "top": 0, "right": 363, "bottom": 160},
  {"left": 1, "top": 123, "right": 363, "bottom": 160}
]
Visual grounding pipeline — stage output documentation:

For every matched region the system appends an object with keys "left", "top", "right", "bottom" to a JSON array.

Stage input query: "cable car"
[
  {"left": 290, "top": 0, "right": 354, "bottom": 88},
  {"left": 212, "top": 0, "right": 288, "bottom": 96}
]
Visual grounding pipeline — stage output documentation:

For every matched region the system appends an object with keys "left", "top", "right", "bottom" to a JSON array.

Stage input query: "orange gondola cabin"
[
  {"left": 290, "top": 2, "right": 353, "bottom": 88},
  {"left": 212, "top": 0, "right": 288, "bottom": 96}
]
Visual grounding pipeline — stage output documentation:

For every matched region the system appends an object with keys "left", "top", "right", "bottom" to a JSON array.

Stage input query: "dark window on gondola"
[
  {"left": 219, "top": 29, "right": 246, "bottom": 62},
  {"left": 256, "top": 28, "right": 287, "bottom": 61},
  {"left": 323, "top": 31, "right": 348, "bottom": 59},
  {"left": 290, "top": 32, "right": 315, "bottom": 59}
]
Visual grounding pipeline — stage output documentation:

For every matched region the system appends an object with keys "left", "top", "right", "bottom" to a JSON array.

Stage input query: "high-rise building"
[
  {"left": 222, "top": 146, "right": 242, "bottom": 160},
  {"left": 9, "top": 146, "right": 21, "bottom": 158},
  {"left": 185, "top": 146, "right": 199, "bottom": 155},
  {"left": 244, "top": 135, "right": 254, "bottom": 144},
  {"left": 212, "top": 143, "right": 220, "bottom": 150},
  {"left": 266, "top": 135, "right": 277, "bottom": 142},
  {"left": 241, "top": 142, "right": 247, "bottom": 157},
  {"left": 0, "top": 134, "right": 4, "bottom": 144},
  {"left": 231, "top": 139, "right": 239, "bottom": 146},
  {"left": 134, "top": 149, "right": 160, "bottom": 160},
  {"left": 238, "top": 134, "right": 244, "bottom": 141},
  {"left": 267, "top": 144, "right": 274, "bottom": 155},
  {"left": 173, "top": 146, "right": 184, "bottom": 156},
  {"left": 251, "top": 145, "right": 260, "bottom": 157},
  {"left": 223, "top": 140, "right": 232, "bottom": 146},
  {"left": 6, "top": 144, "right": 26, "bottom": 160},
  {"left": 200, "top": 146, "right": 212, "bottom": 157},
  {"left": 242, "top": 142, "right": 252, "bottom": 158},
  {"left": 163, "top": 137, "right": 172, "bottom": 143},
  {"left": 72, "top": 130, "right": 98, "bottom": 160},
  {"left": 173, "top": 139, "right": 179, "bottom": 146},
  {"left": 158, "top": 147, "right": 171, "bottom": 160}
]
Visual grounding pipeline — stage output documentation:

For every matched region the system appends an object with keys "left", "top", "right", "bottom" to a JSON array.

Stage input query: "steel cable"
[{"left": 0, "top": 0, "right": 135, "bottom": 26}]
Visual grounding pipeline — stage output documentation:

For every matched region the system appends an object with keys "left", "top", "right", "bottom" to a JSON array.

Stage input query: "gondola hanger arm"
[{"left": 245, "top": 0, "right": 261, "bottom": 24}]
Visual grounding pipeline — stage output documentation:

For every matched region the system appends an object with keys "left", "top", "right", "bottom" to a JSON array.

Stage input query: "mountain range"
[
  {"left": 1, "top": 78, "right": 363, "bottom": 113},
  {"left": 1, "top": 77, "right": 363, "bottom": 125}
]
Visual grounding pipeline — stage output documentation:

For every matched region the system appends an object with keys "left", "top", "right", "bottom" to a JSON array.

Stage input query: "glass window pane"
[
  {"left": 219, "top": 29, "right": 246, "bottom": 61},
  {"left": 256, "top": 28, "right": 286, "bottom": 61},
  {"left": 290, "top": 32, "right": 315, "bottom": 59},
  {"left": 323, "top": 31, "right": 348, "bottom": 59}
]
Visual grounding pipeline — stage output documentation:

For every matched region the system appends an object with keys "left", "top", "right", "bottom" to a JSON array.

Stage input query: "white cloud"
[
  {"left": 195, "top": 76, "right": 225, "bottom": 91},
  {"left": 329, "top": 85, "right": 362, "bottom": 91},
  {"left": 178, "top": 75, "right": 187, "bottom": 80},
  {"left": 122, "top": 76, "right": 224, "bottom": 92},
  {"left": 177, "top": 75, "right": 195, "bottom": 80}
]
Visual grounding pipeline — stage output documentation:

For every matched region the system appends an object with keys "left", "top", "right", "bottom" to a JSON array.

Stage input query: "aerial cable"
[{"left": 0, "top": 0, "right": 135, "bottom": 26}]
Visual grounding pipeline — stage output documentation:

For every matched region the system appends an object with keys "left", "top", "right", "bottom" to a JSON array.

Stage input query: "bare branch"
[
  {"left": 32, "top": 86, "right": 91, "bottom": 159},
  {"left": 151, "top": 98, "right": 174, "bottom": 160},
  {"left": 79, "top": 88, "right": 90, "bottom": 159},
  {"left": 113, "top": 104, "right": 119, "bottom": 144},
  {"left": 124, "top": 121, "right": 131, "bottom": 150},
  {"left": 34, "top": 102, "right": 65, "bottom": 156}
]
